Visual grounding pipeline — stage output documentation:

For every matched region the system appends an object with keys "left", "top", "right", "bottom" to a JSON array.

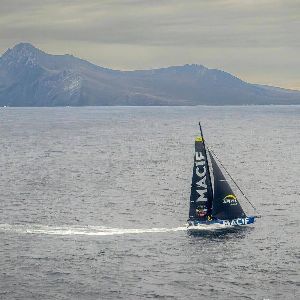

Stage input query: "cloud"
[{"left": 1, "top": 0, "right": 299, "bottom": 47}]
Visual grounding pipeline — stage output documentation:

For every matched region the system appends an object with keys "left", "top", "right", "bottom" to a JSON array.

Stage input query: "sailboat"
[{"left": 187, "top": 122, "right": 258, "bottom": 232}]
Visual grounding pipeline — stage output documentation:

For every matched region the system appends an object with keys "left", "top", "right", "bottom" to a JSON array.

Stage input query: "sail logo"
[
  {"left": 223, "top": 194, "right": 238, "bottom": 205},
  {"left": 195, "top": 151, "right": 208, "bottom": 204}
]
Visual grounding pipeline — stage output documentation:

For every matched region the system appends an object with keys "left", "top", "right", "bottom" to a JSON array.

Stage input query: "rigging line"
[{"left": 207, "top": 144, "right": 260, "bottom": 217}]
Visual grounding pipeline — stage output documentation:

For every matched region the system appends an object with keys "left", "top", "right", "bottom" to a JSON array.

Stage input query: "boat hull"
[{"left": 187, "top": 216, "right": 255, "bottom": 233}]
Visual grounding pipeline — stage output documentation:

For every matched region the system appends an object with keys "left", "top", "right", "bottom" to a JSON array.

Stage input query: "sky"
[{"left": 0, "top": 0, "right": 299, "bottom": 90}]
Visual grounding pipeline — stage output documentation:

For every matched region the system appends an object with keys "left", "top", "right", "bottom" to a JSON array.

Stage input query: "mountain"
[{"left": 0, "top": 42, "right": 299, "bottom": 106}]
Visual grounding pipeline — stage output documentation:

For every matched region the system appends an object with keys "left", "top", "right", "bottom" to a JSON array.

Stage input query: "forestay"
[{"left": 209, "top": 150, "right": 246, "bottom": 220}]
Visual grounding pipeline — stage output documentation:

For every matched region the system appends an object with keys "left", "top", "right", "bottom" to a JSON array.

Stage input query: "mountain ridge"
[{"left": 0, "top": 42, "right": 299, "bottom": 106}]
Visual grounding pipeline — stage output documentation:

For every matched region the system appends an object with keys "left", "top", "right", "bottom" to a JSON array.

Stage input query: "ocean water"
[{"left": 0, "top": 106, "right": 299, "bottom": 300}]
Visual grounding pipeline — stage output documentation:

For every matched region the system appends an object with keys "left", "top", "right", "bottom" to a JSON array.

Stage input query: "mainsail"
[
  {"left": 188, "top": 136, "right": 213, "bottom": 221},
  {"left": 209, "top": 150, "right": 246, "bottom": 220}
]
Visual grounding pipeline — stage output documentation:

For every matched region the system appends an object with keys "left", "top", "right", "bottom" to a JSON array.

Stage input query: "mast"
[{"left": 198, "top": 122, "right": 214, "bottom": 216}]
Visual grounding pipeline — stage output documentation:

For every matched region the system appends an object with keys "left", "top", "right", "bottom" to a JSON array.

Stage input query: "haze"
[{"left": 1, "top": 0, "right": 299, "bottom": 90}]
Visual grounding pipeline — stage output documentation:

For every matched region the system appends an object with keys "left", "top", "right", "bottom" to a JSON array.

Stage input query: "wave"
[{"left": 0, "top": 223, "right": 188, "bottom": 236}]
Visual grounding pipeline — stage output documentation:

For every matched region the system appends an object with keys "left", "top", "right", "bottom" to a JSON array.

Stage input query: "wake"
[{"left": 0, "top": 223, "right": 188, "bottom": 236}]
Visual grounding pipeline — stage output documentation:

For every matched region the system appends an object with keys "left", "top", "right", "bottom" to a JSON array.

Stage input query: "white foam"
[
  {"left": 187, "top": 223, "right": 233, "bottom": 232},
  {"left": 0, "top": 223, "right": 188, "bottom": 236}
]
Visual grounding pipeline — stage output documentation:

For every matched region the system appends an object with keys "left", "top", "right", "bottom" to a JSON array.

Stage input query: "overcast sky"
[{"left": 1, "top": 0, "right": 299, "bottom": 89}]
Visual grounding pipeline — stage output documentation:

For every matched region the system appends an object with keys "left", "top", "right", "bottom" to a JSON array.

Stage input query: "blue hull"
[{"left": 187, "top": 216, "right": 256, "bottom": 228}]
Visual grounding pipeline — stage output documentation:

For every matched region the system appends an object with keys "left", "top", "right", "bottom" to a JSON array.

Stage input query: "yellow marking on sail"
[
  {"left": 195, "top": 136, "right": 204, "bottom": 142},
  {"left": 224, "top": 194, "right": 237, "bottom": 200}
]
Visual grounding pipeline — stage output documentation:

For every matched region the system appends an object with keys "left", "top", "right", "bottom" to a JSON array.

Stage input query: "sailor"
[{"left": 196, "top": 205, "right": 207, "bottom": 217}]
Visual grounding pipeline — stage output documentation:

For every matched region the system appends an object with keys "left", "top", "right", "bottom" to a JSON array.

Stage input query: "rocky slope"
[{"left": 0, "top": 43, "right": 299, "bottom": 106}]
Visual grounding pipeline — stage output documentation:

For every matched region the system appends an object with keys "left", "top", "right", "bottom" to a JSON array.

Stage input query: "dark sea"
[{"left": 0, "top": 106, "right": 299, "bottom": 300}]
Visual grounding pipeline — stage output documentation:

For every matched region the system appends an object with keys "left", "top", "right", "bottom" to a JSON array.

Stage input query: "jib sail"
[
  {"left": 188, "top": 136, "right": 213, "bottom": 221},
  {"left": 209, "top": 150, "right": 246, "bottom": 220}
]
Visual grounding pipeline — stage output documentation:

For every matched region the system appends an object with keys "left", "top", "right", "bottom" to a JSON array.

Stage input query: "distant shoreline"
[{"left": 1, "top": 104, "right": 300, "bottom": 108}]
